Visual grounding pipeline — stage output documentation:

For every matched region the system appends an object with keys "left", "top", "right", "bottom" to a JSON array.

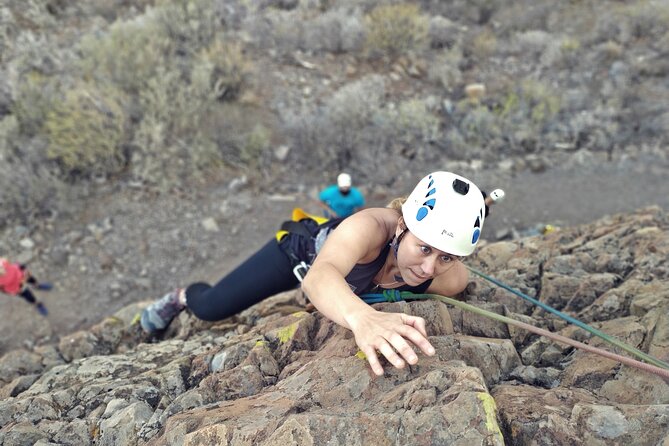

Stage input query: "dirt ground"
[{"left": 1, "top": 157, "right": 668, "bottom": 355}]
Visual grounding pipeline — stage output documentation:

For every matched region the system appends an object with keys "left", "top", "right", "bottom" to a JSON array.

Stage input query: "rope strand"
[
  {"left": 465, "top": 266, "right": 669, "bottom": 370},
  {"left": 359, "top": 290, "right": 669, "bottom": 379},
  {"left": 412, "top": 293, "right": 669, "bottom": 379}
]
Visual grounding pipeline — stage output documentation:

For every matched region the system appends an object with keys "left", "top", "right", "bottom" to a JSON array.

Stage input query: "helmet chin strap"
[
  {"left": 384, "top": 223, "right": 408, "bottom": 285},
  {"left": 390, "top": 226, "right": 407, "bottom": 258},
  {"left": 390, "top": 235, "right": 400, "bottom": 258}
]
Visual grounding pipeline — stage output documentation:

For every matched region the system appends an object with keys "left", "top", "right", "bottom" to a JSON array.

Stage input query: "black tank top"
[
  {"left": 345, "top": 243, "right": 433, "bottom": 295},
  {"left": 280, "top": 218, "right": 433, "bottom": 296}
]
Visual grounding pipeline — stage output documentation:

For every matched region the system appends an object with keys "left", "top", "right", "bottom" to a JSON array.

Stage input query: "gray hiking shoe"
[{"left": 140, "top": 289, "right": 185, "bottom": 333}]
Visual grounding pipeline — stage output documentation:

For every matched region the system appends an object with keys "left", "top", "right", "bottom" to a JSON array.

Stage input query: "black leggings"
[
  {"left": 19, "top": 288, "right": 37, "bottom": 304},
  {"left": 185, "top": 238, "right": 300, "bottom": 321},
  {"left": 17, "top": 266, "right": 39, "bottom": 304}
]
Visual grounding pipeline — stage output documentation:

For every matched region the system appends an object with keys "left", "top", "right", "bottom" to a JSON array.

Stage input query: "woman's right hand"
[{"left": 346, "top": 308, "right": 436, "bottom": 376}]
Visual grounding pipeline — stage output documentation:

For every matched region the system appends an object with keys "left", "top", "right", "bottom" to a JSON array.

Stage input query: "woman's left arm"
[{"left": 302, "top": 209, "right": 436, "bottom": 376}]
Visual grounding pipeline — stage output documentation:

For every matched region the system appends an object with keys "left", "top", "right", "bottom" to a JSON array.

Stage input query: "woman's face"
[{"left": 396, "top": 230, "right": 460, "bottom": 285}]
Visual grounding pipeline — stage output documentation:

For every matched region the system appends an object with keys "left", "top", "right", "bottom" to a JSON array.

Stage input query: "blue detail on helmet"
[
  {"left": 472, "top": 228, "right": 481, "bottom": 244},
  {"left": 416, "top": 175, "right": 437, "bottom": 222}
]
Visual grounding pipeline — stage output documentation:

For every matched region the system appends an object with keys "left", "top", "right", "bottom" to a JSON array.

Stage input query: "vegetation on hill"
[{"left": 1, "top": 0, "right": 668, "bottom": 227}]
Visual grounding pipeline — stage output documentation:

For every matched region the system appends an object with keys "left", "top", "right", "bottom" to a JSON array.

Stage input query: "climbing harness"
[
  {"left": 275, "top": 208, "right": 339, "bottom": 283},
  {"left": 359, "top": 288, "right": 669, "bottom": 378}
]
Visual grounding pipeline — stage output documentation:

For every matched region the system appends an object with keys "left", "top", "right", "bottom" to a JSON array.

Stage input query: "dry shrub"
[
  {"left": 386, "top": 98, "right": 441, "bottom": 145},
  {"left": 321, "top": 74, "right": 386, "bottom": 151},
  {"left": 0, "top": 115, "right": 19, "bottom": 157},
  {"left": 468, "top": 27, "right": 497, "bottom": 59},
  {"left": 459, "top": 102, "right": 501, "bottom": 147},
  {"left": 428, "top": 15, "right": 460, "bottom": 49},
  {"left": 251, "top": 9, "right": 303, "bottom": 55},
  {"left": 131, "top": 65, "right": 213, "bottom": 184},
  {"left": 616, "top": 1, "right": 669, "bottom": 40},
  {"left": 364, "top": 3, "right": 428, "bottom": 58},
  {"left": 44, "top": 83, "right": 127, "bottom": 177},
  {"left": 0, "top": 116, "right": 67, "bottom": 227},
  {"left": 301, "top": 7, "right": 366, "bottom": 53},
  {"left": 200, "top": 40, "right": 250, "bottom": 101},
  {"left": 427, "top": 48, "right": 463, "bottom": 91},
  {"left": 283, "top": 74, "right": 391, "bottom": 171},
  {"left": 155, "top": 0, "right": 221, "bottom": 55},
  {"left": 241, "top": 124, "right": 271, "bottom": 164},
  {"left": 201, "top": 102, "right": 275, "bottom": 169},
  {"left": 130, "top": 66, "right": 226, "bottom": 185}
]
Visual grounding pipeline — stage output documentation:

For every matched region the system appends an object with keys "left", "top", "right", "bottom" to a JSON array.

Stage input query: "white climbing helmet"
[
  {"left": 337, "top": 172, "right": 352, "bottom": 188},
  {"left": 402, "top": 171, "right": 486, "bottom": 256}
]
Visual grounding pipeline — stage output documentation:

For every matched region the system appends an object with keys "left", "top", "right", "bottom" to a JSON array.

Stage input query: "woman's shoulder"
[
  {"left": 426, "top": 262, "right": 469, "bottom": 295},
  {"left": 342, "top": 208, "right": 399, "bottom": 234},
  {"left": 353, "top": 207, "right": 400, "bottom": 222}
]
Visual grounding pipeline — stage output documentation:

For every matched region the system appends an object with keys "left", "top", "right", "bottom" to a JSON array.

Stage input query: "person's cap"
[{"left": 337, "top": 173, "right": 352, "bottom": 188}]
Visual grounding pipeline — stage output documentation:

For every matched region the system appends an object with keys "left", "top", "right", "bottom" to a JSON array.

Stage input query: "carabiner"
[{"left": 293, "top": 261, "right": 310, "bottom": 282}]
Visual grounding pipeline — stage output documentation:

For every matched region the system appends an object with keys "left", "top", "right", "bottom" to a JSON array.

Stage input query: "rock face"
[{"left": 1, "top": 207, "right": 669, "bottom": 445}]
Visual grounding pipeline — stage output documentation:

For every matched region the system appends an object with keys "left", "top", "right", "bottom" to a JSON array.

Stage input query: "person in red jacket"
[{"left": 0, "top": 258, "right": 52, "bottom": 315}]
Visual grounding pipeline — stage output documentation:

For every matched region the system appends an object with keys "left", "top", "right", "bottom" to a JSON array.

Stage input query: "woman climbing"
[{"left": 141, "top": 171, "right": 491, "bottom": 376}]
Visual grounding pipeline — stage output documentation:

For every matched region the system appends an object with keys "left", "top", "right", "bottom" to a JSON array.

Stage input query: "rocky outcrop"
[{"left": 1, "top": 207, "right": 668, "bottom": 445}]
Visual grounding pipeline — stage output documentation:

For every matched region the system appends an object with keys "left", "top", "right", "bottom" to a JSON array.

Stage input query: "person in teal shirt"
[{"left": 318, "top": 173, "right": 365, "bottom": 218}]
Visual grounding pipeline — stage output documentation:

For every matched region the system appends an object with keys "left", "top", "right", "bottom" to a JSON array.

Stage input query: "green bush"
[
  {"left": 365, "top": 3, "right": 428, "bottom": 58},
  {"left": 12, "top": 72, "right": 59, "bottom": 136},
  {"left": 44, "top": 83, "right": 127, "bottom": 177},
  {"left": 496, "top": 81, "right": 561, "bottom": 126},
  {"left": 78, "top": 14, "right": 170, "bottom": 94}
]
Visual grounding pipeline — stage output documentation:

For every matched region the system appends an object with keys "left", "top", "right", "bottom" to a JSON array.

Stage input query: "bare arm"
[{"left": 302, "top": 208, "right": 435, "bottom": 376}]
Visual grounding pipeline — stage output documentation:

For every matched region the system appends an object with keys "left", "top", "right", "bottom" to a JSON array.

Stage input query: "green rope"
[{"left": 464, "top": 266, "right": 669, "bottom": 370}]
